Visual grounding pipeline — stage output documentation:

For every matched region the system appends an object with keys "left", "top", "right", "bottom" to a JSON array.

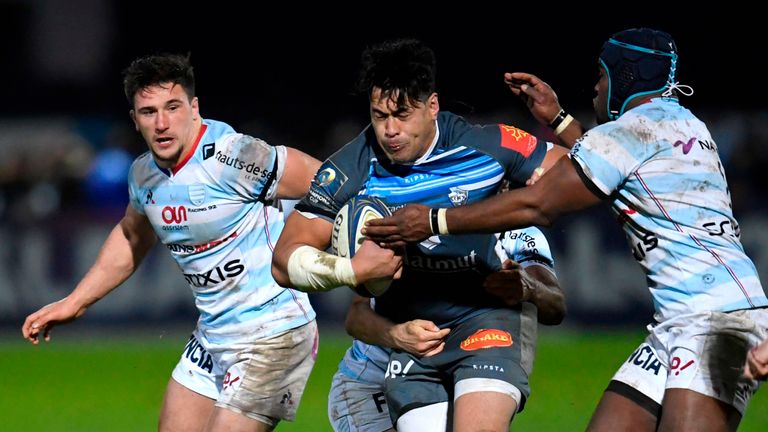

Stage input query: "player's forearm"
[
  {"left": 554, "top": 118, "right": 584, "bottom": 148},
  {"left": 69, "top": 221, "right": 155, "bottom": 310},
  {"left": 446, "top": 188, "right": 552, "bottom": 235},
  {"left": 524, "top": 267, "right": 566, "bottom": 325},
  {"left": 345, "top": 301, "right": 398, "bottom": 349}
]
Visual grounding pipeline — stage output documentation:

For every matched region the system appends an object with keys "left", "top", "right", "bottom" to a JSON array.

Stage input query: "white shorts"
[
  {"left": 328, "top": 371, "right": 392, "bottom": 432},
  {"left": 611, "top": 309, "right": 768, "bottom": 414},
  {"left": 171, "top": 320, "right": 318, "bottom": 422}
]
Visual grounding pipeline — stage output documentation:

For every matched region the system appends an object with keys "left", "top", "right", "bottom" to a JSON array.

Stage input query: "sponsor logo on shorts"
[
  {"left": 498, "top": 124, "right": 537, "bottom": 157},
  {"left": 183, "top": 335, "right": 214, "bottom": 373},
  {"left": 222, "top": 371, "right": 241, "bottom": 391},
  {"left": 460, "top": 329, "right": 513, "bottom": 351},
  {"left": 626, "top": 344, "right": 663, "bottom": 375},
  {"left": 669, "top": 355, "right": 695, "bottom": 377},
  {"left": 385, "top": 359, "right": 415, "bottom": 379},
  {"left": 373, "top": 392, "right": 387, "bottom": 413}
]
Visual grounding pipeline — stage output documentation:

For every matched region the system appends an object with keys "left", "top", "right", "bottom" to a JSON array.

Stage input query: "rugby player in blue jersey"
[
  {"left": 328, "top": 226, "right": 564, "bottom": 432},
  {"left": 272, "top": 39, "right": 567, "bottom": 431},
  {"left": 22, "top": 53, "right": 321, "bottom": 432},
  {"left": 366, "top": 28, "right": 768, "bottom": 432}
]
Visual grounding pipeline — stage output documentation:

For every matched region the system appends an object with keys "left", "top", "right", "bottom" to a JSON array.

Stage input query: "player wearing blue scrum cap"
[{"left": 366, "top": 28, "right": 768, "bottom": 432}]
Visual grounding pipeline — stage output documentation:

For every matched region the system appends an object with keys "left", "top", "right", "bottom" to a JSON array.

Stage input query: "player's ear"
[
  {"left": 129, "top": 110, "right": 138, "bottom": 131},
  {"left": 191, "top": 96, "right": 200, "bottom": 119},
  {"left": 428, "top": 93, "right": 439, "bottom": 120}
]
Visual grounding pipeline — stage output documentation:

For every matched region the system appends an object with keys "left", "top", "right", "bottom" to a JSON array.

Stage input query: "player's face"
[
  {"left": 370, "top": 88, "right": 439, "bottom": 164},
  {"left": 593, "top": 65, "right": 609, "bottom": 124},
  {"left": 130, "top": 83, "right": 200, "bottom": 169}
]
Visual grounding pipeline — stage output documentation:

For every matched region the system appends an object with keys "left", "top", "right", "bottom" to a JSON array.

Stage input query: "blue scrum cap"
[{"left": 599, "top": 28, "right": 678, "bottom": 120}]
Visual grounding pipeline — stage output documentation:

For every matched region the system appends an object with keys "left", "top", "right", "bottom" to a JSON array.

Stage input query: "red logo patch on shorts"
[
  {"left": 460, "top": 328, "right": 513, "bottom": 351},
  {"left": 498, "top": 124, "right": 537, "bottom": 157}
]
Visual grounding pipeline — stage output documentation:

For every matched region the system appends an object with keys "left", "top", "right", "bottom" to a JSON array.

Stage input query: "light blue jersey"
[
  {"left": 570, "top": 98, "right": 767, "bottom": 322},
  {"left": 337, "top": 226, "right": 555, "bottom": 385},
  {"left": 127, "top": 119, "right": 315, "bottom": 345}
]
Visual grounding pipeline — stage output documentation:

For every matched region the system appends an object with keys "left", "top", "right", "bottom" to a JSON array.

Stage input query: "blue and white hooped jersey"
[
  {"left": 128, "top": 118, "right": 315, "bottom": 344},
  {"left": 338, "top": 226, "right": 555, "bottom": 383},
  {"left": 570, "top": 98, "right": 767, "bottom": 322},
  {"left": 298, "top": 112, "right": 548, "bottom": 327}
]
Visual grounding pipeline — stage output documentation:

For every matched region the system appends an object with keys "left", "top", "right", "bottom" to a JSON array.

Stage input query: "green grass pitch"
[{"left": 1, "top": 326, "right": 765, "bottom": 431}]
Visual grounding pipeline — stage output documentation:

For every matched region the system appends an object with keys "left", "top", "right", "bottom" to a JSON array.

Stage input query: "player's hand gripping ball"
[{"left": 332, "top": 195, "right": 393, "bottom": 296}]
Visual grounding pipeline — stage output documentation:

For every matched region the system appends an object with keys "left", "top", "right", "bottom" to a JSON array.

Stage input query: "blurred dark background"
[{"left": 1, "top": 1, "right": 765, "bottom": 329}]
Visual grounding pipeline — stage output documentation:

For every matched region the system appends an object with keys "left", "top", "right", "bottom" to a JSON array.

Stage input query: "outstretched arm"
[
  {"left": 505, "top": 72, "right": 583, "bottom": 148},
  {"left": 345, "top": 295, "right": 450, "bottom": 357},
  {"left": 21, "top": 205, "right": 157, "bottom": 344},
  {"left": 484, "top": 260, "right": 565, "bottom": 325},
  {"left": 364, "top": 156, "right": 603, "bottom": 246}
]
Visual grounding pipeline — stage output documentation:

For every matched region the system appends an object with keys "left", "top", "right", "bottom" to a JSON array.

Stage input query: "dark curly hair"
[
  {"left": 356, "top": 39, "right": 436, "bottom": 108},
  {"left": 122, "top": 53, "right": 195, "bottom": 107}
]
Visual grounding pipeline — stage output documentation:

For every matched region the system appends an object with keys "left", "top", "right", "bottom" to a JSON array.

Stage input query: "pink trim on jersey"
[
  {"left": 172, "top": 123, "right": 208, "bottom": 175},
  {"left": 633, "top": 171, "right": 754, "bottom": 306},
  {"left": 263, "top": 207, "right": 274, "bottom": 252},
  {"left": 263, "top": 206, "right": 313, "bottom": 321}
]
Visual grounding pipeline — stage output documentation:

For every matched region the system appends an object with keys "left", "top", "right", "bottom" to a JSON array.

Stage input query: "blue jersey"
[
  {"left": 128, "top": 119, "right": 315, "bottom": 344},
  {"left": 338, "top": 226, "right": 555, "bottom": 384},
  {"left": 570, "top": 98, "right": 767, "bottom": 321},
  {"left": 297, "top": 112, "right": 548, "bottom": 327}
]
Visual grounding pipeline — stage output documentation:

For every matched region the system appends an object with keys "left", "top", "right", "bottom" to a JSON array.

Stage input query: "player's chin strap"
[{"left": 287, "top": 245, "right": 357, "bottom": 292}]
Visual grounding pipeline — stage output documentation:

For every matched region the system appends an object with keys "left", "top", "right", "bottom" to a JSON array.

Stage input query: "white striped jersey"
[
  {"left": 128, "top": 119, "right": 315, "bottom": 345},
  {"left": 570, "top": 98, "right": 767, "bottom": 322},
  {"left": 338, "top": 226, "right": 555, "bottom": 383}
]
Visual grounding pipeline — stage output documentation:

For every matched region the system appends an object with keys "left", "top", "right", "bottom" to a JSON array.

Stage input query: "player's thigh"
[
  {"left": 586, "top": 387, "right": 658, "bottom": 432},
  {"left": 396, "top": 402, "right": 448, "bottom": 432},
  {"left": 204, "top": 407, "right": 274, "bottom": 432},
  {"left": 385, "top": 351, "right": 448, "bottom": 427},
  {"left": 159, "top": 378, "right": 216, "bottom": 432},
  {"left": 328, "top": 371, "right": 392, "bottom": 432},
  {"left": 658, "top": 388, "right": 741, "bottom": 432},
  {"left": 450, "top": 308, "right": 534, "bottom": 413},
  {"left": 216, "top": 320, "right": 318, "bottom": 423},
  {"left": 453, "top": 390, "right": 516, "bottom": 432}
]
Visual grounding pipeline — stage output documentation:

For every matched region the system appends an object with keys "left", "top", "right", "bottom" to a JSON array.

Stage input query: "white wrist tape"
[
  {"left": 437, "top": 208, "right": 450, "bottom": 235},
  {"left": 287, "top": 245, "right": 357, "bottom": 292},
  {"left": 554, "top": 114, "right": 574, "bottom": 136}
]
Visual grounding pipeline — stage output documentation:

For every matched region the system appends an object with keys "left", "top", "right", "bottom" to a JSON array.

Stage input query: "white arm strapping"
[{"left": 287, "top": 245, "right": 357, "bottom": 292}]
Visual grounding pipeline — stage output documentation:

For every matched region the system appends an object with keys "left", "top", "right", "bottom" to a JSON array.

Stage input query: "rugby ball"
[{"left": 331, "top": 195, "right": 393, "bottom": 297}]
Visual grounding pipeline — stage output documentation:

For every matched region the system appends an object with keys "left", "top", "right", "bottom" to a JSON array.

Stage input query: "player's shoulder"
[
  {"left": 128, "top": 151, "right": 156, "bottom": 181},
  {"left": 440, "top": 112, "right": 541, "bottom": 161},
  {"left": 326, "top": 125, "right": 376, "bottom": 163}
]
